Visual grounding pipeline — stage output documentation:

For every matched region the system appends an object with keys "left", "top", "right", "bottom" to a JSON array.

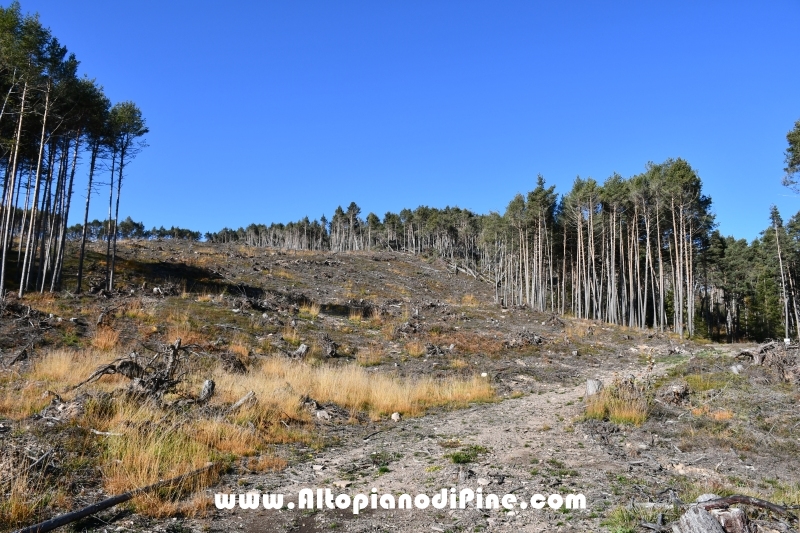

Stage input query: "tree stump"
[{"left": 679, "top": 506, "right": 726, "bottom": 533}]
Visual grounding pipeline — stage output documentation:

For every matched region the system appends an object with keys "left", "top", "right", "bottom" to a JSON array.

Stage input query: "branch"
[{"left": 698, "top": 494, "right": 791, "bottom": 516}]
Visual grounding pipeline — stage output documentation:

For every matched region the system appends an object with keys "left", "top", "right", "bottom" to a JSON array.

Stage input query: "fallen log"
[
  {"left": 13, "top": 462, "right": 216, "bottom": 533},
  {"left": 226, "top": 390, "right": 256, "bottom": 414},
  {"left": 697, "top": 494, "right": 791, "bottom": 516}
]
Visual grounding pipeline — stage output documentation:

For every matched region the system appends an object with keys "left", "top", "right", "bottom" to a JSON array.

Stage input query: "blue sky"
[{"left": 15, "top": 0, "right": 800, "bottom": 241}]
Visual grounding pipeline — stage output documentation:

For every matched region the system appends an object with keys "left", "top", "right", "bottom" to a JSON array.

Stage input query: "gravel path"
[{"left": 202, "top": 365, "right": 661, "bottom": 533}]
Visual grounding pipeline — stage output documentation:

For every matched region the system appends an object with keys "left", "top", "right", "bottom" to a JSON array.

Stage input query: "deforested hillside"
[{"left": 1, "top": 238, "right": 799, "bottom": 533}]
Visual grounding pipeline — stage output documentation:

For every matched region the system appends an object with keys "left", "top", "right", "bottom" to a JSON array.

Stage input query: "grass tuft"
[
  {"left": 92, "top": 327, "right": 120, "bottom": 351},
  {"left": 299, "top": 301, "right": 321, "bottom": 319},
  {"left": 585, "top": 377, "right": 649, "bottom": 426},
  {"left": 405, "top": 340, "right": 426, "bottom": 357}
]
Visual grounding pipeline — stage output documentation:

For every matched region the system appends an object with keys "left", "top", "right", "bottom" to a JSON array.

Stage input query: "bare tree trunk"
[
  {"left": 52, "top": 131, "right": 82, "bottom": 291},
  {"left": 0, "top": 81, "right": 27, "bottom": 296},
  {"left": 104, "top": 148, "right": 117, "bottom": 286},
  {"left": 774, "top": 217, "right": 789, "bottom": 340},
  {"left": 109, "top": 141, "right": 127, "bottom": 291},
  {"left": 18, "top": 84, "right": 49, "bottom": 298},
  {"left": 76, "top": 141, "right": 100, "bottom": 294}
]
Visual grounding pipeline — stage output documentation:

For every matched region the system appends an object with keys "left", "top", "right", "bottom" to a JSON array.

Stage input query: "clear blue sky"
[{"left": 15, "top": 0, "right": 800, "bottom": 241}]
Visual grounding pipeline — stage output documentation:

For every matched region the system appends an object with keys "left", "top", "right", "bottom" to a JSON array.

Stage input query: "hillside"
[{"left": 0, "top": 239, "right": 799, "bottom": 532}]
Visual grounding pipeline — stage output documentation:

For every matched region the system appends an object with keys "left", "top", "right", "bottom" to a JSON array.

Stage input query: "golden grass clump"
[
  {"left": 436, "top": 331, "right": 504, "bottom": 357},
  {"left": 188, "top": 419, "right": 262, "bottom": 455},
  {"left": 710, "top": 410, "right": 734, "bottom": 421},
  {"left": 165, "top": 313, "right": 207, "bottom": 346},
  {"left": 0, "top": 349, "right": 124, "bottom": 420},
  {"left": 282, "top": 324, "right": 300, "bottom": 346},
  {"left": 348, "top": 307, "right": 363, "bottom": 323},
  {"left": 684, "top": 373, "right": 729, "bottom": 392},
  {"left": 92, "top": 326, "right": 120, "bottom": 351},
  {"left": 381, "top": 321, "right": 398, "bottom": 341},
  {"left": 211, "top": 358, "right": 494, "bottom": 422},
  {"left": 405, "top": 340, "right": 427, "bottom": 357},
  {"left": 229, "top": 332, "right": 251, "bottom": 359},
  {"left": 0, "top": 474, "right": 53, "bottom": 528},
  {"left": 299, "top": 301, "right": 321, "bottom": 318},
  {"left": 246, "top": 455, "right": 288, "bottom": 472},
  {"left": 271, "top": 268, "right": 296, "bottom": 280},
  {"left": 365, "top": 307, "right": 384, "bottom": 329},
  {"left": 120, "top": 300, "right": 151, "bottom": 320},
  {"left": 585, "top": 377, "right": 649, "bottom": 426},
  {"left": 449, "top": 358, "right": 469, "bottom": 369},
  {"left": 102, "top": 426, "right": 216, "bottom": 516},
  {"left": 356, "top": 343, "right": 385, "bottom": 367},
  {"left": 461, "top": 294, "right": 479, "bottom": 307},
  {"left": 0, "top": 348, "right": 124, "bottom": 418}
]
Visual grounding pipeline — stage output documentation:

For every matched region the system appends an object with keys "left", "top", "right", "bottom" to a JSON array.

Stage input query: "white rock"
[
  {"left": 333, "top": 480, "right": 351, "bottom": 489},
  {"left": 313, "top": 464, "right": 325, "bottom": 471},
  {"left": 586, "top": 379, "right": 604, "bottom": 397},
  {"left": 481, "top": 372, "right": 488, "bottom": 378},
  {"left": 391, "top": 412, "right": 401, "bottom": 422},
  {"left": 477, "top": 478, "right": 491, "bottom": 486},
  {"left": 316, "top": 410, "right": 331, "bottom": 420}
]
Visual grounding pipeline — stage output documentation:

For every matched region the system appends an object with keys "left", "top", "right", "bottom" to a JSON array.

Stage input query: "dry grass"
[
  {"left": 432, "top": 331, "right": 504, "bottom": 357},
  {"left": 585, "top": 377, "right": 649, "bottom": 426},
  {"left": 246, "top": 455, "right": 288, "bottom": 472},
  {"left": 0, "top": 348, "right": 124, "bottom": 419},
  {"left": 366, "top": 307, "right": 383, "bottom": 328},
  {"left": 271, "top": 268, "right": 297, "bottom": 280},
  {"left": 229, "top": 333, "right": 251, "bottom": 359},
  {"left": 282, "top": 324, "right": 300, "bottom": 346},
  {"left": 30, "top": 348, "right": 120, "bottom": 385},
  {"left": 102, "top": 426, "right": 216, "bottom": 516},
  {"left": 710, "top": 410, "right": 734, "bottom": 421},
  {"left": 356, "top": 343, "right": 385, "bottom": 367},
  {"left": 211, "top": 358, "right": 495, "bottom": 422},
  {"left": 461, "top": 294, "right": 479, "bottom": 307},
  {"left": 679, "top": 478, "right": 800, "bottom": 509},
  {"left": 299, "top": 301, "right": 321, "bottom": 318},
  {"left": 120, "top": 300, "right": 151, "bottom": 321},
  {"left": 381, "top": 321, "right": 398, "bottom": 340},
  {"left": 405, "top": 340, "right": 427, "bottom": 357},
  {"left": 92, "top": 326, "right": 120, "bottom": 351},
  {"left": 21, "top": 292, "right": 60, "bottom": 316},
  {"left": 188, "top": 419, "right": 262, "bottom": 455},
  {"left": 348, "top": 307, "right": 364, "bottom": 322},
  {"left": 0, "top": 380, "right": 52, "bottom": 419},
  {"left": 78, "top": 400, "right": 219, "bottom": 517},
  {"left": 165, "top": 313, "right": 208, "bottom": 346},
  {"left": 449, "top": 358, "right": 469, "bottom": 369},
  {"left": 0, "top": 474, "right": 57, "bottom": 529}
]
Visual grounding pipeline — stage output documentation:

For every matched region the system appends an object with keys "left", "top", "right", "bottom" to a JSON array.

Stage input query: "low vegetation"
[{"left": 585, "top": 376, "right": 651, "bottom": 426}]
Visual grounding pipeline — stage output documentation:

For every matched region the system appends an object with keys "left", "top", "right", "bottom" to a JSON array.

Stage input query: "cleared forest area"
[
  {"left": 2, "top": 3, "right": 800, "bottom": 532},
  {"left": 0, "top": 238, "right": 798, "bottom": 533}
]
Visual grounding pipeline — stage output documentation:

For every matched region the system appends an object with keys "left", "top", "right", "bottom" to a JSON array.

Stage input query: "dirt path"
[{"left": 203, "top": 364, "right": 664, "bottom": 533}]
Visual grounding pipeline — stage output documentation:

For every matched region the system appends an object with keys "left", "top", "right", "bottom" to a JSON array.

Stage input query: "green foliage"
[
  {"left": 783, "top": 118, "right": 800, "bottom": 190},
  {"left": 446, "top": 444, "right": 489, "bottom": 464}
]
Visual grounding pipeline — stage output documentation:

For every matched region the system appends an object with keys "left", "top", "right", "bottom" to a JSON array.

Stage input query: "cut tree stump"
[{"left": 678, "top": 506, "right": 726, "bottom": 533}]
